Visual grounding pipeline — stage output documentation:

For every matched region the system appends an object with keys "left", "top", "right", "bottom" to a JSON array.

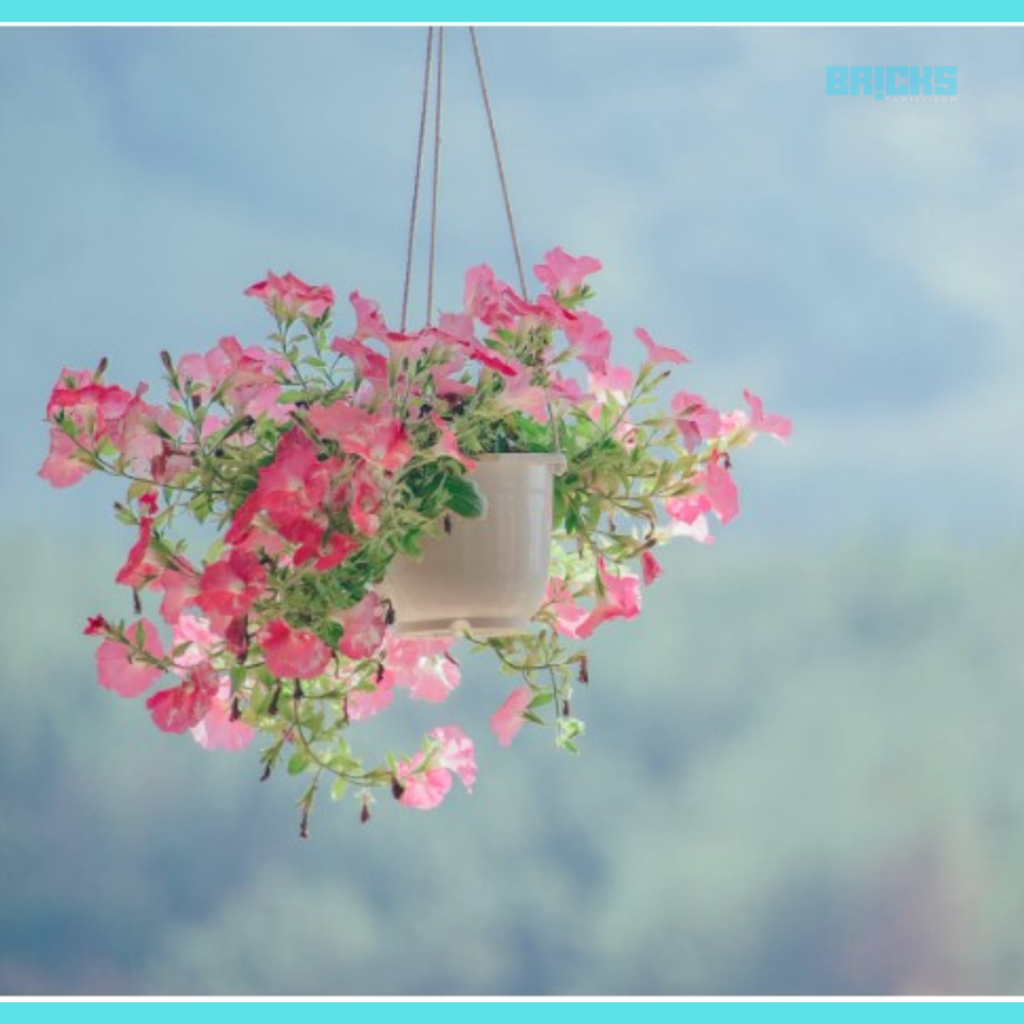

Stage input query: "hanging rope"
[
  {"left": 469, "top": 26, "right": 529, "bottom": 300},
  {"left": 399, "top": 27, "right": 434, "bottom": 333},
  {"left": 426, "top": 27, "right": 444, "bottom": 325},
  {"left": 401, "top": 26, "right": 528, "bottom": 323}
]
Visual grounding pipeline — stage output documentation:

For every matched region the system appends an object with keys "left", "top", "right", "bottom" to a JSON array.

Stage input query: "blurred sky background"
[{"left": 1, "top": 26, "right": 1023, "bottom": 996}]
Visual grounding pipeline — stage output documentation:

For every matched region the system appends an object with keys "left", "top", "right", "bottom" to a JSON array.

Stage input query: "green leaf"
[
  {"left": 321, "top": 621, "right": 344, "bottom": 648},
  {"left": 287, "top": 751, "right": 311, "bottom": 776},
  {"left": 330, "top": 777, "right": 349, "bottom": 802},
  {"left": 397, "top": 530, "right": 424, "bottom": 559},
  {"left": 442, "top": 474, "right": 487, "bottom": 519},
  {"left": 127, "top": 480, "right": 153, "bottom": 501}
]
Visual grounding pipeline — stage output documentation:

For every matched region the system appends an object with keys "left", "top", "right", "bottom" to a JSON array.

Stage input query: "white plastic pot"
[{"left": 384, "top": 452, "right": 567, "bottom": 638}]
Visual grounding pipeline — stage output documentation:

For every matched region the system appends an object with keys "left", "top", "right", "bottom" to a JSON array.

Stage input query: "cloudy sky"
[{"left": 3, "top": 26, "right": 1022, "bottom": 544}]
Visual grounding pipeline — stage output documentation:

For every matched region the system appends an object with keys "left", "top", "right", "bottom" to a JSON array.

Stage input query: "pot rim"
[{"left": 472, "top": 451, "right": 567, "bottom": 472}]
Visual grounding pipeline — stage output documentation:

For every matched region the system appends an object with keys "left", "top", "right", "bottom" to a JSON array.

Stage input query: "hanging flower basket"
[
  {"left": 385, "top": 452, "right": 567, "bottom": 638},
  {"left": 40, "top": 250, "right": 790, "bottom": 831}
]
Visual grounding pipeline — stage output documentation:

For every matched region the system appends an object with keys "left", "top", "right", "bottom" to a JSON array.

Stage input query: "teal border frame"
[{"left": 2, "top": 3, "right": 1023, "bottom": 23}]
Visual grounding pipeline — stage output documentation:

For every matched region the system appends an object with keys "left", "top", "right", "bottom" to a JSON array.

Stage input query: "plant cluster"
[{"left": 41, "top": 248, "right": 789, "bottom": 831}]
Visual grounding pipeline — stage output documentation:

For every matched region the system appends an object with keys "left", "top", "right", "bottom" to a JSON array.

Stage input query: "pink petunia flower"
[
  {"left": 245, "top": 271, "right": 335, "bottom": 321},
  {"left": 158, "top": 565, "right": 201, "bottom": 624},
  {"left": 331, "top": 336, "right": 389, "bottom": 383},
  {"left": 334, "top": 593, "right": 387, "bottom": 660},
  {"left": 544, "top": 578, "right": 590, "bottom": 639},
  {"left": 348, "top": 471, "right": 382, "bottom": 537},
  {"left": 258, "top": 619, "right": 332, "bottom": 680},
  {"left": 171, "top": 614, "right": 222, "bottom": 669},
  {"left": 146, "top": 662, "right": 219, "bottom": 734},
  {"left": 490, "top": 686, "right": 532, "bottom": 747},
  {"left": 431, "top": 725, "right": 477, "bottom": 792},
  {"left": 431, "top": 414, "right": 476, "bottom": 470},
  {"left": 191, "top": 680, "right": 255, "bottom": 751},
  {"left": 671, "top": 390, "right": 724, "bottom": 452},
  {"left": 395, "top": 755, "right": 451, "bottom": 810},
  {"left": 589, "top": 365, "right": 635, "bottom": 404},
  {"left": 563, "top": 310, "right": 611, "bottom": 375},
  {"left": 641, "top": 550, "right": 663, "bottom": 586},
  {"left": 576, "top": 560, "right": 642, "bottom": 639},
  {"left": 395, "top": 725, "right": 476, "bottom": 810},
  {"left": 463, "top": 264, "right": 516, "bottom": 328},
  {"left": 498, "top": 370, "right": 550, "bottom": 424},
  {"left": 636, "top": 327, "right": 689, "bottom": 366},
  {"left": 383, "top": 636, "right": 461, "bottom": 703},
  {"left": 348, "top": 290, "right": 388, "bottom": 341},
  {"left": 95, "top": 618, "right": 166, "bottom": 698},
  {"left": 702, "top": 458, "right": 739, "bottom": 525},
  {"left": 83, "top": 614, "right": 111, "bottom": 637},
  {"left": 196, "top": 549, "right": 268, "bottom": 621},
  {"left": 312, "top": 532, "right": 360, "bottom": 573},
  {"left": 308, "top": 401, "right": 413, "bottom": 473},
  {"left": 533, "top": 246, "right": 603, "bottom": 296},
  {"left": 38, "top": 427, "right": 92, "bottom": 488},
  {"left": 114, "top": 516, "right": 161, "bottom": 590},
  {"left": 743, "top": 389, "right": 792, "bottom": 443}
]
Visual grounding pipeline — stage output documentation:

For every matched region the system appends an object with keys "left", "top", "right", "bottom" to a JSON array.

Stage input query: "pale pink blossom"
[
  {"left": 347, "top": 471, "right": 382, "bottom": 537},
  {"left": 348, "top": 290, "right": 388, "bottom": 340},
  {"left": 665, "top": 513, "right": 714, "bottom": 545},
  {"left": 171, "top": 614, "right": 221, "bottom": 669},
  {"left": 636, "top": 327, "right": 689, "bottom": 366},
  {"left": 703, "top": 459, "right": 739, "bottom": 524},
  {"left": 431, "top": 725, "right": 477, "bottom": 792},
  {"left": 576, "top": 560, "right": 642, "bottom": 638},
  {"left": 744, "top": 389, "right": 792, "bottom": 442},
  {"left": 115, "top": 516, "right": 160, "bottom": 589},
  {"left": 533, "top": 246, "right": 602, "bottom": 296},
  {"left": 466, "top": 340, "right": 524, "bottom": 378},
  {"left": 331, "top": 336, "right": 388, "bottom": 382},
  {"left": 671, "top": 390, "right": 724, "bottom": 451},
  {"left": 497, "top": 370, "right": 550, "bottom": 423},
  {"left": 38, "top": 427, "right": 91, "bottom": 488},
  {"left": 463, "top": 264, "right": 516, "bottom": 328},
  {"left": 195, "top": 549, "right": 267, "bottom": 621},
  {"left": 589, "top": 365, "right": 635, "bottom": 403},
  {"left": 395, "top": 725, "right": 476, "bottom": 810},
  {"left": 95, "top": 618, "right": 165, "bottom": 698},
  {"left": 158, "top": 566, "right": 201, "bottom": 624},
  {"left": 664, "top": 493, "right": 712, "bottom": 524},
  {"left": 191, "top": 681, "right": 254, "bottom": 751},
  {"left": 258, "top": 619, "right": 331, "bottom": 680},
  {"left": 546, "top": 373, "right": 589, "bottom": 405},
  {"left": 431, "top": 414, "right": 476, "bottom": 469},
  {"left": 432, "top": 360, "right": 476, "bottom": 399},
  {"left": 545, "top": 578, "right": 590, "bottom": 639},
  {"left": 383, "top": 636, "right": 461, "bottom": 702},
  {"left": 395, "top": 754, "right": 452, "bottom": 810},
  {"left": 334, "top": 593, "right": 387, "bottom": 660},
  {"left": 108, "top": 394, "right": 181, "bottom": 474},
  {"left": 245, "top": 271, "right": 335, "bottom": 320},
  {"left": 347, "top": 674, "right": 394, "bottom": 721},
  {"left": 308, "top": 401, "right": 413, "bottom": 473},
  {"left": 490, "top": 686, "right": 532, "bottom": 747},
  {"left": 146, "top": 662, "right": 218, "bottom": 733},
  {"left": 564, "top": 310, "right": 611, "bottom": 374},
  {"left": 310, "top": 532, "right": 360, "bottom": 572}
]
